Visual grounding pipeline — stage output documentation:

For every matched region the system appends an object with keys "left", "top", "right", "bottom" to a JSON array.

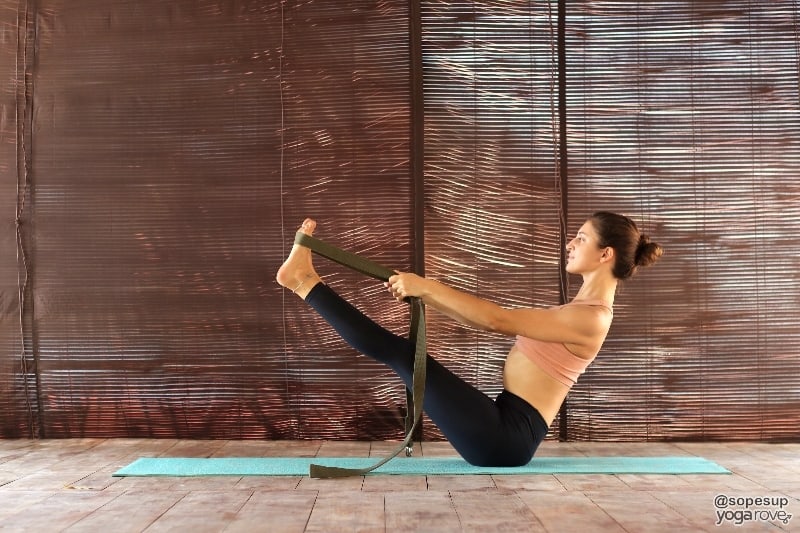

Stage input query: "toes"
[{"left": 300, "top": 218, "right": 316, "bottom": 235}]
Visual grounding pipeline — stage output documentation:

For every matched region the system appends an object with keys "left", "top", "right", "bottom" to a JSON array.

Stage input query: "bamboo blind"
[{"left": 2, "top": 0, "right": 798, "bottom": 442}]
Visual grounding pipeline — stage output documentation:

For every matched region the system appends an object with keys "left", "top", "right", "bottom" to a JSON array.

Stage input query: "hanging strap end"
[{"left": 309, "top": 463, "right": 365, "bottom": 479}]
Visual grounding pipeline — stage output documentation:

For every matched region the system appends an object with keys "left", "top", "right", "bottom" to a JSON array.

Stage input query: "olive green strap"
[
  {"left": 294, "top": 232, "right": 397, "bottom": 282},
  {"left": 293, "top": 231, "right": 426, "bottom": 479}
]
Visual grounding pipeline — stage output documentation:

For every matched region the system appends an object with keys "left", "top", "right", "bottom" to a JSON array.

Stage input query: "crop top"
[{"left": 513, "top": 299, "right": 612, "bottom": 387}]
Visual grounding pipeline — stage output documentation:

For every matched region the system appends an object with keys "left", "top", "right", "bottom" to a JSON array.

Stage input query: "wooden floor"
[{"left": 0, "top": 439, "right": 797, "bottom": 532}]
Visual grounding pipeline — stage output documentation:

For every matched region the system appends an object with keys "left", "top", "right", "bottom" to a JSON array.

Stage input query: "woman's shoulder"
[{"left": 566, "top": 298, "right": 613, "bottom": 314}]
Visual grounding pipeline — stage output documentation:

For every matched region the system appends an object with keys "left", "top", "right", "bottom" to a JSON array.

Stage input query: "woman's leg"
[
  {"left": 277, "top": 219, "right": 543, "bottom": 466},
  {"left": 277, "top": 220, "right": 420, "bottom": 373},
  {"left": 277, "top": 219, "right": 421, "bottom": 373}
]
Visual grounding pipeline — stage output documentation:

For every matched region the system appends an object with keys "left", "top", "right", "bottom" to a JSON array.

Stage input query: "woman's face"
[{"left": 565, "top": 220, "right": 609, "bottom": 275}]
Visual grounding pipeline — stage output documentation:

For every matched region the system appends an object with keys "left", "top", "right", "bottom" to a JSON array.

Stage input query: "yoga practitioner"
[{"left": 277, "top": 212, "right": 662, "bottom": 466}]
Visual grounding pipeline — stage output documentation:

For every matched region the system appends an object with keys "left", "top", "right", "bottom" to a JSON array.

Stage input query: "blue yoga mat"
[{"left": 113, "top": 456, "right": 729, "bottom": 477}]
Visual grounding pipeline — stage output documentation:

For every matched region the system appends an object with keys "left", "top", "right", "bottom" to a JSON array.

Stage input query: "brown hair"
[{"left": 589, "top": 211, "right": 663, "bottom": 280}]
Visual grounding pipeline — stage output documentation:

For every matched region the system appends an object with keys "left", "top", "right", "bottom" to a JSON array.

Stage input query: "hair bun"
[{"left": 635, "top": 234, "right": 664, "bottom": 267}]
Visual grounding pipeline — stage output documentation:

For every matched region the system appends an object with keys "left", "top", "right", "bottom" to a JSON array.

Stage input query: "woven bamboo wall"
[{"left": 2, "top": 0, "right": 798, "bottom": 442}]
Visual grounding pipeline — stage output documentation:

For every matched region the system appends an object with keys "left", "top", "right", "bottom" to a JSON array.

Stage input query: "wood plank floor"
[{"left": 0, "top": 439, "right": 797, "bottom": 532}]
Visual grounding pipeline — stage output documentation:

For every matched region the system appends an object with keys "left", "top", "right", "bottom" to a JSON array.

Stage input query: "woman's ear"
[{"left": 600, "top": 247, "right": 615, "bottom": 264}]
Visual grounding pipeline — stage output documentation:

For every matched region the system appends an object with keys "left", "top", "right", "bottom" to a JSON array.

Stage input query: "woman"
[{"left": 276, "top": 212, "right": 663, "bottom": 466}]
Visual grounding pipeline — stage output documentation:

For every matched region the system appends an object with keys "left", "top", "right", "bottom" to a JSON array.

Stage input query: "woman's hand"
[{"left": 386, "top": 272, "right": 427, "bottom": 302}]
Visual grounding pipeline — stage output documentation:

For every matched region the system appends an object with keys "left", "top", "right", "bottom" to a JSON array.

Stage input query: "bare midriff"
[{"left": 503, "top": 345, "right": 572, "bottom": 426}]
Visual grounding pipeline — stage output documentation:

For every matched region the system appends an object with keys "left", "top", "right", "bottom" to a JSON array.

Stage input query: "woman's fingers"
[{"left": 386, "top": 275, "right": 406, "bottom": 300}]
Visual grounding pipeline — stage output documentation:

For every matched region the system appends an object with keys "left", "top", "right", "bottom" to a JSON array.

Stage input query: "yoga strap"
[{"left": 293, "top": 232, "right": 426, "bottom": 479}]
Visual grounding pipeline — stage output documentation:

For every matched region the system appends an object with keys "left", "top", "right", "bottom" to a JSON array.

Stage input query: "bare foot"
[{"left": 276, "top": 219, "right": 322, "bottom": 300}]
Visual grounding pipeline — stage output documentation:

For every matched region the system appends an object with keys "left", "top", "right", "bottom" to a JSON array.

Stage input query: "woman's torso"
[
  {"left": 503, "top": 299, "right": 612, "bottom": 426},
  {"left": 503, "top": 350, "right": 570, "bottom": 425}
]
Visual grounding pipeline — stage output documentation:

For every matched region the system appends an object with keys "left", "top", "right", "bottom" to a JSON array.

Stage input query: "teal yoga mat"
[{"left": 113, "top": 456, "right": 730, "bottom": 477}]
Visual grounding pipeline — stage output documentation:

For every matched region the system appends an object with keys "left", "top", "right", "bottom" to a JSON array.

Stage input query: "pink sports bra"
[{"left": 513, "top": 299, "right": 612, "bottom": 387}]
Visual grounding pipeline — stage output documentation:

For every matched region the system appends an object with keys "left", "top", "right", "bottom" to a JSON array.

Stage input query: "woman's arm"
[{"left": 387, "top": 272, "right": 610, "bottom": 346}]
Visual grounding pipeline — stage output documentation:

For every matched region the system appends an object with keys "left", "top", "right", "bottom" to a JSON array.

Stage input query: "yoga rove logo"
[{"left": 713, "top": 494, "right": 793, "bottom": 527}]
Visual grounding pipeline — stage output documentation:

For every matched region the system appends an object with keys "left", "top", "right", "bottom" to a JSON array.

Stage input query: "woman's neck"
[{"left": 574, "top": 273, "right": 617, "bottom": 305}]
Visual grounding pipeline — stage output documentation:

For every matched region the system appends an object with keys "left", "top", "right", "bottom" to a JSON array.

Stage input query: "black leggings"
[{"left": 305, "top": 282, "right": 549, "bottom": 467}]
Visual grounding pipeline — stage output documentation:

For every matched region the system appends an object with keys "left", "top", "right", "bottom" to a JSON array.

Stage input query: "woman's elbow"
[{"left": 484, "top": 311, "right": 514, "bottom": 336}]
